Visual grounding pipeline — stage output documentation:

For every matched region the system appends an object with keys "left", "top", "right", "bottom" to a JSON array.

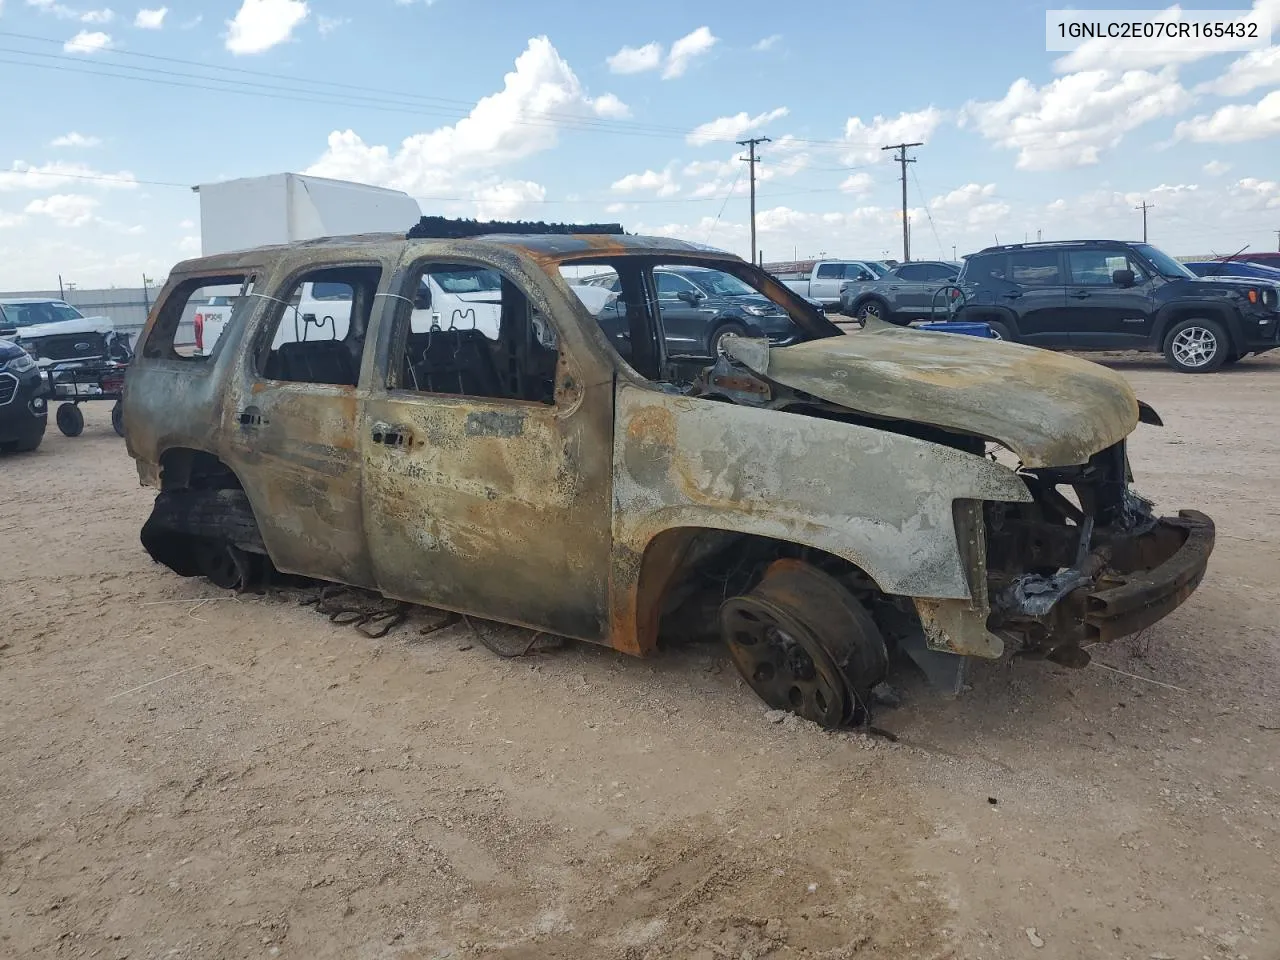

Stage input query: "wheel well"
[
  {"left": 955, "top": 306, "right": 1016, "bottom": 331},
  {"left": 1158, "top": 308, "right": 1235, "bottom": 348},
  {"left": 632, "top": 527, "right": 888, "bottom": 653},
  {"left": 158, "top": 447, "right": 244, "bottom": 491}
]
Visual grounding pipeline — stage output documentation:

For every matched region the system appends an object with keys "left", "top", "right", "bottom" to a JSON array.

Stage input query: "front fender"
[{"left": 608, "top": 385, "right": 1030, "bottom": 651}]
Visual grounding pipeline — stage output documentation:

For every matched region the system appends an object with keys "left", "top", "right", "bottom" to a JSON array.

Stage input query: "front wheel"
[
  {"left": 708, "top": 322, "right": 746, "bottom": 356},
  {"left": 721, "top": 559, "right": 888, "bottom": 727},
  {"left": 111, "top": 400, "right": 126, "bottom": 437},
  {"left": 1164, "top": 318, "right": 1229, "bottom": 373},
  {"left": 985, "top": 320, "right": 1013, "bottom": 341},
  {"left": 56, "top": 402, "right": 85, "bottom": 437},
  {"left": 854, "top": 298, "right": 888, "bottom": 324}
]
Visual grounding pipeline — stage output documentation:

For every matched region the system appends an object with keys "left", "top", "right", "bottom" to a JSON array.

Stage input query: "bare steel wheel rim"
[
  {"left": 1171, "top": 326, "right": 1218, "bottom": 368},
  {"left": 857, "top": 301, "right": 881, "bottom": 320},
  {"left": 721, "top": 596, "right": 848, "bottom": 726}
]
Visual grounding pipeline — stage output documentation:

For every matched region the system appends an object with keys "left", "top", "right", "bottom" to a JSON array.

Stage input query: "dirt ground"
[{"left": 3, "top": 353, "right": 1279, "bottom": 960}]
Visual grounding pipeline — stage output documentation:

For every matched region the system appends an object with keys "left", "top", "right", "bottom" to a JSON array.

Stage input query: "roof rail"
[
  {"left": 976, "top": 239, "right": 1137, "bottom": 254},
  {"left": 407, "top": 216, "right": 625, "bottom": 240}
]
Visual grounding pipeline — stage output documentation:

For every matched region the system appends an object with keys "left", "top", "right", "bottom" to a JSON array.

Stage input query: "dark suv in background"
[
  {"left": 0, "top": 338, "right": 49, "bottom": 452},
  {"left": 955, "top": 240, "right": 1280, "bottom": 372},
  {"left": 586, "top": 264, "right": 804, "bottom": 358}
]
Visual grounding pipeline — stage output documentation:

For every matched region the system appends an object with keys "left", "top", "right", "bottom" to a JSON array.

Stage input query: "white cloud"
[
  {"left": 687, "top": 106, "right": 788, "bottom": 146},
  {"left": 25, "top": 0, "right": 78, "bottom": 19},
  {"left": 591, "top": 92, "right": 630, "bottom": 119},
  {"left": 178, "top": 218, "right": 195, "bottom": 229},
  {"left": 80, "top": 8, "right": 113, "bottom": 23},
  {"left": 0, "top": 160, "right": 138, "bottom": 191},
  {"left": 1175, "top": 89, "right": 1280, "bottom": 143},
  {"left": 611, "top": 168, "right": 679, "bottom": 197},
  {"left": 1053, "top": 6, "right": 1220, "bottom": 72},
  {"left": 178, "top": 235, "right": 201, "bottom": 254},
  {"left": 307, "top": 37, "right": 627, "bottom": 215},
  {"left": 960, "top": 69, "right": 1190, "bottom": 170},
  {"left": 663, "top": 26, "right": 716, "bottom": 79},
  {"left": 25, "top": 193, "right": 100, "bottom": 227},
  {"left": 841, "top": 107, "right": 944, "bottom": 163},
  {"left": 64, "top": 30, "right": 113, "bottom": 53},
  {"left": 928, "top": 183, "right": 1010, "bottom": 226},
  {"left": 1204, "top": 159, "right": 1232, "bottom": 175},
  {"left": 317, "top": 14, "right": 346, "bottom": 36},
  {"left": 683, "top": 157, "right": 738, "bottom": 178},
  {"left": 840, "top": 172, "right": 872, "bottom": 195},
  {"left": 0, "top": 213, "right": 27, "bottom": 229},
  {"left": 134, "top": 6, "right": 167, "bottom": 29},
  {"left": 50, "top": 132, "right": 101, "bottom": 148},
  {"left": 472, "top": 179, "right": 547, "bottom": 219},
  {"left": 606, "top": 41, "right": 662, "bottom": 74},
  {"left": 752, "top": 34, "right": 781, "bottom": 52},
  {"left": 1199, "top": 47, "right": 1280, "bottom": 97},
  {"left": 225, "top": 0, "right": 309, "bottom": 55}
]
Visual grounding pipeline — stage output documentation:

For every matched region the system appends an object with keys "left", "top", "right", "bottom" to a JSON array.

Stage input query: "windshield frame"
[{"left": 1133, "top": 243, "right": 1196, "bottom": 280}]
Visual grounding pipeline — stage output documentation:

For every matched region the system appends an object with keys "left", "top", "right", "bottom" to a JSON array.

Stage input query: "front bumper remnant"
[
  {"left": 993, "top": 510, "right": 1214, "bottom": 656},
  {"left": 1080, "top": 510, "right": 1214, "bottom": 643}
]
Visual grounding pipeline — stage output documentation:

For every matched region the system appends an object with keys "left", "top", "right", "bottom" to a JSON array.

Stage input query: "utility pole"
[
  {"left": 882, "top": 141, "right": 923, "bottom": 261},
  {"left": 58, "top": 274, "right": 65, "bottom": 300},
  {"left": 737, "top": 136, "right": 770, "bottom": 266},
  {"left": 1135, "top": 200, "right": 1153, "bottom": 242},
  {"left": 1274, "top": 228, "right": 1279, "bottom": 252}
]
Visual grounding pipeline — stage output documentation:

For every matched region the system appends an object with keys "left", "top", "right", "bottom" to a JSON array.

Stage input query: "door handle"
[
  {"left": 1003, "top": 292, "right": 1022, "bottom": 300},
  {"left": 1070, "top": 291, "right": 1092, "bottom": 299},
  {"left": 371, "top": 422, "right": 413, "bottom": 448}
]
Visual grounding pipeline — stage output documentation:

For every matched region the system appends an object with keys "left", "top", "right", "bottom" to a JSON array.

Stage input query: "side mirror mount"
[
  {"left": 676, "top": 290, "right": 702, "bottom": 306},
  {"left": 1113, "top": 269, "right": 1136, "bottom": 288}
]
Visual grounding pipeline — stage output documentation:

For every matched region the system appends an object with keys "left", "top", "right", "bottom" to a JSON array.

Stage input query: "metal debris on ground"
[{"left": 299, "top": 585, "right": 410, "bottom": 639}]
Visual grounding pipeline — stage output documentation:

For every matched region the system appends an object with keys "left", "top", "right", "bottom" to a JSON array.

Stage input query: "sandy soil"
[{"left": 3, "top": 354, "right": 1279, "bottom": 960}]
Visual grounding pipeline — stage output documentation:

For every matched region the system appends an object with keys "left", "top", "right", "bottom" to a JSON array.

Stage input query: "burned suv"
[{"left": 123, "top": 221, "right": 1214, "bottom": 726}]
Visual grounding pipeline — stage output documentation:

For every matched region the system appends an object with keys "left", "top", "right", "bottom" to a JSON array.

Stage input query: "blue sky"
[{"left": 0, "top": 0, "right": 1278, "bottom": 288}]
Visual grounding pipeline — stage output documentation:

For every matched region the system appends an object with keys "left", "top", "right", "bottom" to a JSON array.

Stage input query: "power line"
[
  {"left": 0, "top": 32, "right": 861, "bottom": 148},
  {"left": 881, "top": 142, "right": 922, "bottom": 261},
  {"left": 704, "top": 165, "right": 746, "bottom": 244},
  {"left": 908, "top": 164, "right": 945, "bottom": 261}
]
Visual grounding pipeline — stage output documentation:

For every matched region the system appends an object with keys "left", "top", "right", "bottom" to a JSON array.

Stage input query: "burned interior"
[{"left": 124, "top": 221, "right": 1215, "bottom": 728}]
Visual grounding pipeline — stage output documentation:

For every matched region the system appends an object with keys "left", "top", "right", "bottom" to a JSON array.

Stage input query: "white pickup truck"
[{"left": 764, "top": 259, "right": 891, "bottom": 308}]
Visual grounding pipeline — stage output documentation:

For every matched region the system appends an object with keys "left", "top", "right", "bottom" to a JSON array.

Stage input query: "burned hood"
[{"left": 724, "top": 323, "right": 1140, "bottom": 468}]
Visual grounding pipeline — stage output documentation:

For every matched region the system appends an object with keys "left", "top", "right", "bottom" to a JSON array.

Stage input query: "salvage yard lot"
[{"left": 3, "top": 353, "right": 1280, "bottom": 960}]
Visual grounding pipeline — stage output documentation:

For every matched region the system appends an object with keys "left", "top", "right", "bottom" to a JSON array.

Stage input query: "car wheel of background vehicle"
[
  {"left": 1164, "top": 317, "right": 1228, "bottom": 373},
  {"left": 854, "top": 298, "right": 888, "bottom": 324},
  {"left": 708, "top": 322, "right": 746, "bottom": 356},
  {"left": 720, "top": 559, "right": 888, "bottom": 727},
  {"left": 111, "top": 400, "right": 126, "bottom": 438},
  {"left": 56, "top": 402, "right": 85, "bottom": 437},
  {"left": 985, "top": 320, "right": 1013, "bottom": 341}
]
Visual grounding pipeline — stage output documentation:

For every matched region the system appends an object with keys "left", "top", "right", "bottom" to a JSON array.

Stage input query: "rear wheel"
[
  {"left": 56, "top": 403, "right": 84, "bottom": 437},
  {"left": 721, "top": 559, "right": 888, "bottom": 727},
  {"left": 1164, "top": 317, "right": 1228, "bottom": 373},
  {"left": 111, "top": 400, "right": 125, "bottom": 437}
]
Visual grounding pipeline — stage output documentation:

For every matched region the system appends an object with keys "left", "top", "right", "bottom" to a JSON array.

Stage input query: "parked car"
[
  {"left": 953, "top": 240, "right": 1280, "bottom": 372},
  {"left": 0, "top": 337, "right": 49, "bottom": 452},
  {"left": 1243, "top": 252, "right": 1280, "bottom": 269},
  {"left": 1184, "top": 260, "right": 1280, "bottom": 283},
  {"left": 585, "top": 264, "right": 805, "bottom": 356},
  {"left": 763, "top": 259, "right": 890, "bottom": 308},
  {"left": 0, "top": 298, "right": 130, "bottom": 365},
  {"left": 837, "top": 260, "right": 962, "bottom": 323},
  {"left": 124, "top": 220, "right": 1213, "bottom": 726}
]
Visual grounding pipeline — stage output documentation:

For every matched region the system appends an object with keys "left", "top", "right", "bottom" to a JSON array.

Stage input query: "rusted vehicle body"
[{"left": 124, "top": 223, "right": 1213, "bottom": 725}]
